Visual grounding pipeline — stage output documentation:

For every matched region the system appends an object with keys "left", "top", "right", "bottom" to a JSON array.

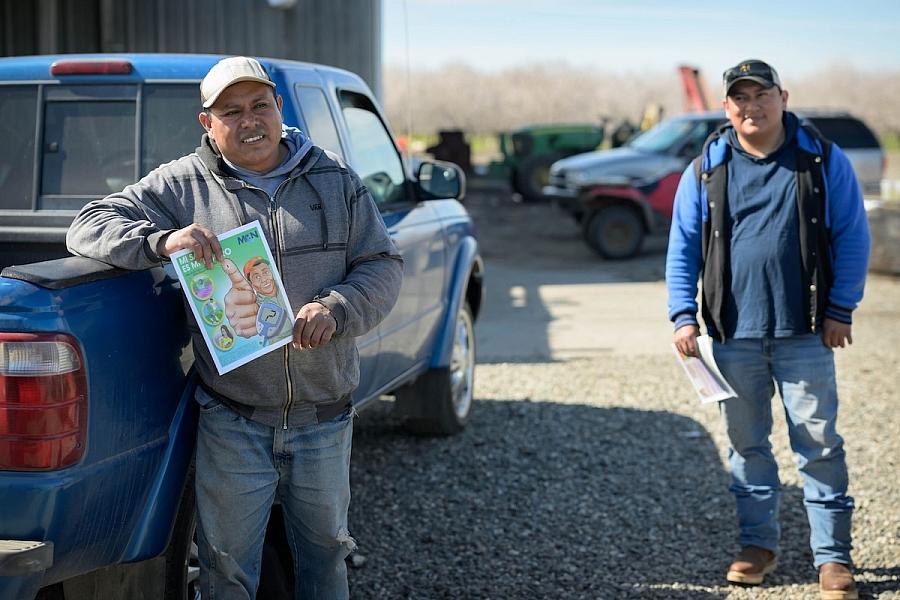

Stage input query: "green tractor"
[{"left": 490, "top": 124, "right": 606, "bottom": 202}]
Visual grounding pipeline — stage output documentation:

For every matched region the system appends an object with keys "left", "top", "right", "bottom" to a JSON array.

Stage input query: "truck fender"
[
  {"left": 644, "top": 171, "right": 682, "bottom": 222},
  {"left": 120, "top": 373, "right": 199, "bottom": 562},
  {"left": 429, "top": 236, "right": 483, "bottom": 369}
]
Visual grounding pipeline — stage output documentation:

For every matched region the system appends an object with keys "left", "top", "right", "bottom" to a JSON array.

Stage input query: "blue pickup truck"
[{"left": 0, "top": 54, "right": 483, "bottom": 599}]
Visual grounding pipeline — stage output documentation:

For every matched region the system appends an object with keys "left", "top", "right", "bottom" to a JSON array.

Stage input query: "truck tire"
[
  {"left": 163, "top": 463, "right": 200, "bottom": 600},
  {"left": 397, "top": 302, "right": 475, "bottom": 435},
  {"left": 513, "top": 154, "right": 560, "bottom": 203},
  {"left": 583, "top": 205, "right": 645, "bottom": 260}
]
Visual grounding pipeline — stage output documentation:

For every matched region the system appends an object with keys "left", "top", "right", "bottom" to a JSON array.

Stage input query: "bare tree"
[
  {"left": 790, "top": 64, "right": 900, "bottom": 136},
  {"left": 384, "top": 62, "right": 681, "bottom": 135},
  {"left": 384, "top": 61, "right": 900, "bottom": 139}
]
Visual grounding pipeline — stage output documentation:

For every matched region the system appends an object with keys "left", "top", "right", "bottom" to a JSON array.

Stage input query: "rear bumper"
[{"left": 0, "top": 540, "right": 53, "bottom": 576}]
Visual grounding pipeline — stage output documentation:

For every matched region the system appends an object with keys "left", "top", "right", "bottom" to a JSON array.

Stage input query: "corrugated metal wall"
[{"left": 0, "top": 0, "right": 382, "bottom": 97}]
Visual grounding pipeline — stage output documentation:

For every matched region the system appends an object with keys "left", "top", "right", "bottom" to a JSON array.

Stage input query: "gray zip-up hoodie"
[{"left": 66, "top": 131, "right": 403, "bottom": 427}]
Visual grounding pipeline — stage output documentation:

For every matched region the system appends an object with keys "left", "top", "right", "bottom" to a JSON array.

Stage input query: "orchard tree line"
[{"left": 382, "top": 62, "right": 900, "bottom": 140}]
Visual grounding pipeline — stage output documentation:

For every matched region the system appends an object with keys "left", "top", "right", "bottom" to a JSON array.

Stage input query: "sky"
[{"left": 382, "top": 0, "right": 900, "bottom": 83}]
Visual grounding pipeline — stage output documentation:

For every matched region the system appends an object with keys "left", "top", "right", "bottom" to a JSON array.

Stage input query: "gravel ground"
[{"left": 347, "top": 180, "right": 900, "bottom": 599}]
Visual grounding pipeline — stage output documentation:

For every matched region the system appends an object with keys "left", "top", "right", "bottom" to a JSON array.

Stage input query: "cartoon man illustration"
[
  {"left": 222, "top": 256, "right": 290, "bottom": 342},
  {"left": 244, "top": 256, "right": 277, "bottom": 299}
]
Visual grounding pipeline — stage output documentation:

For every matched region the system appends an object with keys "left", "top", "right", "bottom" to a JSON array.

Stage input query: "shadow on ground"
[{"left": 854, "top": 566, "right": 900, "bottom": 598}]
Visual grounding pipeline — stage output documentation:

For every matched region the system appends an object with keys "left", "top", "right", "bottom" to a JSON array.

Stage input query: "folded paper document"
[{"left": 672, "top": 335, "right": 737, "bottom": 403}]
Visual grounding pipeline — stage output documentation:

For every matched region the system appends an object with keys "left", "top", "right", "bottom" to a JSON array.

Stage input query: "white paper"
[{"left": 672, "top": 335, "right": 737, "bottom": 404}]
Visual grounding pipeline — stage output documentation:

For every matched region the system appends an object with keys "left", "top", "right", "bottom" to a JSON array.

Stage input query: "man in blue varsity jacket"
[{"left": 665, "top": 59, "right": 869, "bottom": 600}]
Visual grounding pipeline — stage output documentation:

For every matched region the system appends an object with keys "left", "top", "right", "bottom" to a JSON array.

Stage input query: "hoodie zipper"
[
  {"left": 238, "top": 167, "right": 324, "bottom": 430},
  {"left": 208, "top": 140, "right": 321, "bottom": 430},
  {"left": 270, "top": 177, "right": 295, "bottom": 430},
  {"left": 244, "top": 176, "right": 296, "bottom": 430}
]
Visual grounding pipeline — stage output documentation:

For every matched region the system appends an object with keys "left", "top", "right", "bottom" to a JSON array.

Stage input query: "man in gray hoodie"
[{"left": 66, "top": 56, "right": 403, "bottom": 600}]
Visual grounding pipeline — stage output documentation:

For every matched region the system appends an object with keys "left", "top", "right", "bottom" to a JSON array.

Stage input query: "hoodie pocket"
[{"left": 291, "top": 336, "right": 360, "bottom": 404}]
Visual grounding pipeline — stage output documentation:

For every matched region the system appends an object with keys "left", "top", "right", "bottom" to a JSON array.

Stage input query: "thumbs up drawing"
[{"left": 222, "top": 258, "right": 260, "bottom": 338}]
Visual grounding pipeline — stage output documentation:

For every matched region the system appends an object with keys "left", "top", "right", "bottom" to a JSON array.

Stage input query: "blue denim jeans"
[
  {"left": 194, "top": 387, "right": 354, "bottom": 600},
  {"left": 712, "top": 334, "right": 853, "bottom": 568}
]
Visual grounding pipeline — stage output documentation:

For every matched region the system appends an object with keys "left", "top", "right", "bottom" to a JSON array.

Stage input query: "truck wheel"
[
  {"left": 397, "top": 302, "right": 475, "bottom": 435},
  {"left": 164, "top": 465, "right": 200, "bottom": 600},
  {"left": 584, "top": 205, "right": 645, "bottom": 259},
  {"left": 513, "top": 154, "right": 560, "bottom": 203}
]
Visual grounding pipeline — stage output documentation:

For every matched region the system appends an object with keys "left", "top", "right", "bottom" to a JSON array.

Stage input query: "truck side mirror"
[{"left": 416, "top": 160, "right": 465, "bottom": 201}]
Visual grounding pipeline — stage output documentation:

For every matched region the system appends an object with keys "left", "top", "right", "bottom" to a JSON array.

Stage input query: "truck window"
[
  {"left": 678, "top": 121, "right": 720, "bottom": 157},
  {"left": 339, "top": 91, "right": 405, "bottom": 207},
  {"left": 142, "top": 84, "right": 205, "bottom": 175},
  {"left": 628, "top": 118, "right": 698, "bottom": 155},
  {"left": 296, "top": 85, "right": 344, "bottom": 158},
  {"left": 0, "top": 86, "right": 37, "bottom": 210},
  {"left": 41, "top": 98, "right": 136, "bottom": 209},
  {"left": 807, "top": 117, "right": 880, "bottom": 149},
  {"left": 22, "top": 84, "right": 200, "bottom": 212}
]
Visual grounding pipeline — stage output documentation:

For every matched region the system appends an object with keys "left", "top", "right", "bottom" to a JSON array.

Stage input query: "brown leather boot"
[
  {"left": 819, "top": 562, "right": 858, "bottom": 600},
  {"left": 726, "top": 545, "right": 778, "bottom": 585}
]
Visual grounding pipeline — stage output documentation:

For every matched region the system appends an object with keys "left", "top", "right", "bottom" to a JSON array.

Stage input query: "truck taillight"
[{"left": 0, "top": 333, "right": 87, "bottom": 471}]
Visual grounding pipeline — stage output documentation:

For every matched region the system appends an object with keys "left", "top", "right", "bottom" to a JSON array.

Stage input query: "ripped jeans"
[
  {"left": 713, "top": 334, "right": 853, "bottom": 568},
  {"left": 195, "top": 387, "right": 354, "bottom": 600}
]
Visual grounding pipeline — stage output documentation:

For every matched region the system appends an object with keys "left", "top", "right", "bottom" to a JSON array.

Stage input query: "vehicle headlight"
[{"left": 568, "top": 170, "right": 590, "bottom": 186}]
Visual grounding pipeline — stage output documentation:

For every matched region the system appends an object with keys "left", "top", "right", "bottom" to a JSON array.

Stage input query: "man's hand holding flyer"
[{"left": 672, "top": 335, "right": 737, "bottom": 403}]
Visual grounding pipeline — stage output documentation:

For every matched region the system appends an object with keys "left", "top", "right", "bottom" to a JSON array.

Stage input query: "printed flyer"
[
  {"left": 171, "top": 221, "right": 294, "bottom": 375},
  {"left": 671, "top": 335, "right": 737, "bottom": 404}
]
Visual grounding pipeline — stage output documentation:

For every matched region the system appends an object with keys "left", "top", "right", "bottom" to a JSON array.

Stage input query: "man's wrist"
[
  {"left": 673, "top": 312, "right": 699, "bottom": 331},
  {"left": 149, "top": 230, "right": 174, "bottom": 259},
  {"left": 824, "top": 303, "right": 853, "bottom": 325},
  {"left": 314, "top": 293, "right": 346, "bottom": 335}
]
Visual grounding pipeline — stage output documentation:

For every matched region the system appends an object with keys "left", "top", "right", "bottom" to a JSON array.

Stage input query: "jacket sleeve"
[
  {"left": 315, "top": 172, "right": 403, "bottom": 338},
  {"left": 66, "top": 168, "right": 182, "bottom": 270},
  {"left": 823, "top": 144, "right": 870, "bottom": 323},
  {"left": 665, "top": 163, "right": 704, "bottom": 328}
]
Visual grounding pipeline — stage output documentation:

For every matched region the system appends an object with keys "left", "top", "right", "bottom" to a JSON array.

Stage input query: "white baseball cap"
[{"left": 201, "top": 56, "right": 275, "bottom": 108}]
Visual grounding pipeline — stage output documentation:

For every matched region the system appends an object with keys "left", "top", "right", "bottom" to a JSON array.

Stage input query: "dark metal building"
[{"left": 0, "top": 0, "right": 382, "bottom": 97}]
